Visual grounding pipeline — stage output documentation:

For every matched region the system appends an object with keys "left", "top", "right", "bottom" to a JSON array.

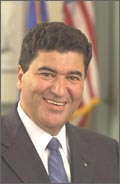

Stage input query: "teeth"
[{"left": 47, "top": 99, "right": 65, "bottom": 106}]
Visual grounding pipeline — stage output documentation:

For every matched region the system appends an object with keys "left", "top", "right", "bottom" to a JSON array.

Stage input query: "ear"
[{"left": 17, "top": 65, "right": 24, "bottom": 90}]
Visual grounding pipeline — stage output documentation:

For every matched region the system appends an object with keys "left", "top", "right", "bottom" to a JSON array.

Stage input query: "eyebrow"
[
  {"left": 37, "top": 66, "right": 56, "bottom": 73},
  {"left": 37, "top": 66, "right": 83, "bottom": 77},
  {"left": 68, "top": 71, "right": 83, "bottom": 77}
]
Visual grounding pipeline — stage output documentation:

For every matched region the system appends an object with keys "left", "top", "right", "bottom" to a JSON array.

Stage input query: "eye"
[
  {"left": 67, "top": 75, "right": 81, "bottom": 82},
  {"left": 38, "top": 72, "right": 55, "bottom": 79},
  {"left": 41, "top": 73, "right": 52, "bottom": 77}
]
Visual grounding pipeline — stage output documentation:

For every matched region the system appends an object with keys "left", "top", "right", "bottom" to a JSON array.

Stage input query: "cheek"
[
  {"left": 72, "top": 83, "right": 84, "bottom": 100},
  {"left": 31, "top": 79, "right": 51, "bottom": 93}
]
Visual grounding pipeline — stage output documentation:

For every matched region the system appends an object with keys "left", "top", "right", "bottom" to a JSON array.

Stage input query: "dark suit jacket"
[{"left": 1, "top": 106, "right": 119, "bottom": 183}]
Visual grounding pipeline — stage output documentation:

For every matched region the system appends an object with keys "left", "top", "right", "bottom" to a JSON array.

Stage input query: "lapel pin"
[{"left": 84, "top": 163, "right": 88, "bottom": 167}]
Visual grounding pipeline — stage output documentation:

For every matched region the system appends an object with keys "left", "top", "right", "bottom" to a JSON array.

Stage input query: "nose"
[{"left": 50, "top": 77, "right": 67, "bottom": 97}]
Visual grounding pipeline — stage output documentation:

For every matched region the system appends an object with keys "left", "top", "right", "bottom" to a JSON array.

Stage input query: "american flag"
[{"left": 63, "top": 0, "right": 100, "bottom": 127}]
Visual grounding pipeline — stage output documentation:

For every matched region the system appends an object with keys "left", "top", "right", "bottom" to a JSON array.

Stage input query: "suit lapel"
[
  {"left": 67, "top": 123, "right": 96, "bottom": 183},
  {"left": 1, "top": 108, "right": 50, "bottom": 183}
]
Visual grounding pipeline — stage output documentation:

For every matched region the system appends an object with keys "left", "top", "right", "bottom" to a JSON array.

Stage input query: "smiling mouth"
[{"left": 44, "top": 98, "right": 67, "bottom": 106}]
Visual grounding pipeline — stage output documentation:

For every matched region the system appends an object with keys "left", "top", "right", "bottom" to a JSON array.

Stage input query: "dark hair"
[{"left": 19, "top": 22, "right": 92, "bottom": 75}]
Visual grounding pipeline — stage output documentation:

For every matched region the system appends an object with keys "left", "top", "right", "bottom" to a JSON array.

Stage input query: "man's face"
[{"left": 17, "top": 51, "right": 85, "bottom": 135}]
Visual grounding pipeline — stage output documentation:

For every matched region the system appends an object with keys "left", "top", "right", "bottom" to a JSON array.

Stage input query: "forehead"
[{"left": 29, "top": 51, "right": 84, "bottom": 72}]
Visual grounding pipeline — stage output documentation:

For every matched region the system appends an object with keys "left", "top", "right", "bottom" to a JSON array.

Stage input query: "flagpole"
[{"left": 35, "top": 0, "right": 42, "bottom": 23}]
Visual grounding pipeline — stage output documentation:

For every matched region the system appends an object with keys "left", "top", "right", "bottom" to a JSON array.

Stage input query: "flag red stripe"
[
  {"left": 78, "top": 1, "right": 97, "bottom": 57},
  {"left": 63, "top": 4, "right": 73, "bottom": 25}
]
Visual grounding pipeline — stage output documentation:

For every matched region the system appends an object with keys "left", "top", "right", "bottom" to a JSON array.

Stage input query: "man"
[{"left": 1, "top": 22, "right": 119, "bottom": 183}]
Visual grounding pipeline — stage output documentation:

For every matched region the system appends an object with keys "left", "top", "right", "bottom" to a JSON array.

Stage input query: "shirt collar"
[{"left": 17, "top": 102, "right": 68, "bottom": 157}]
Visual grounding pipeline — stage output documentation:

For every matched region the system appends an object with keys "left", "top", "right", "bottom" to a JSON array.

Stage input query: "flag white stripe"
[{"left": 85, "top": 1, "right": 95, "bottom": 23}]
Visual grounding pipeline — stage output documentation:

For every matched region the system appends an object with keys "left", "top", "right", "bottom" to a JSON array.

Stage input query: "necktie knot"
[{"left": 47, "top": 137, "right": 60, "bottom": 151}]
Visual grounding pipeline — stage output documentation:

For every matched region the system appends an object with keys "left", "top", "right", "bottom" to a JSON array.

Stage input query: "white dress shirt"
[{"left": 17, "top": 103, "right": 71, "bottom": 182}]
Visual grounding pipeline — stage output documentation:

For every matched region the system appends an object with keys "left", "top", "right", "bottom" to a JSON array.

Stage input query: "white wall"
[{"left": 1, "top": 1, "right": 28, "bottom": 103}]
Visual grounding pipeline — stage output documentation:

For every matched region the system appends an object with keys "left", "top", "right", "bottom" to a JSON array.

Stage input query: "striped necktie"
[{"left": 47, "top": 137, "right": 69, "bottom": 183}]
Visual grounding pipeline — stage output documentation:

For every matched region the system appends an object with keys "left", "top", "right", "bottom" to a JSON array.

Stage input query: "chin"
[{"left": 45, "top": 117, "right": 67, "bottom": 127}]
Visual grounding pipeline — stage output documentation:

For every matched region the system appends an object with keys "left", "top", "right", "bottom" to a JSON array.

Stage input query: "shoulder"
[
  {"left": 1, "top": 104, "right": 19, "bottom": 129},
  {"left": 1, "top": 105, "right": 21, "bottom": 144},
  {"left": 67, "top": 123, "right": 119, "bottom": 154},
  {"left": 67, "top": 122, "right": 118, "bottom": 141},
  {"left": 67, "top": 123, "right": 119, "bottom": 182}
]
